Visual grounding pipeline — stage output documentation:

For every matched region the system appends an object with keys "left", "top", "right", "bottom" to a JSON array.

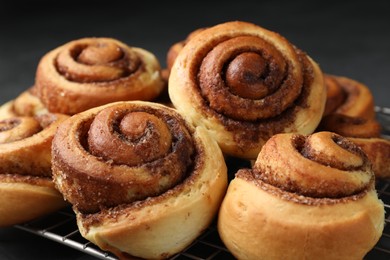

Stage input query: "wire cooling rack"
[{"left": 14, "top": 106, "right": 390, "bottom": 260}]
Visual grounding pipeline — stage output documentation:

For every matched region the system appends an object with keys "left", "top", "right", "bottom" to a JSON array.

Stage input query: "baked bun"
[
  {"left": 34, "top": 37, "right": 165, "bottom": 115},
  {"left": 320, "top": 74, "right": 378, "bottom": 134},
  {"left": 168, "top": 21, "right": 326, "bottom": 159},
  {"left": 322, "top": 74, "right": 375, "bottom": 118},
  {"left": 0, "top": 113, "right": 69, "bottom": 227},
  {"left": 51, "top": 101, "right": 227, "bottom": 259},
  {"left": 218, "top": 131, "right": 384, "bottom": 260},
  {"left": 319, "top": 74, "right": 390, "bottom": 178},
  {"left": 0, "top": 87, "right": 47, "bottom": 120},
  {"left": 348, "top": 137, "right": 390, "bottom": 179}
]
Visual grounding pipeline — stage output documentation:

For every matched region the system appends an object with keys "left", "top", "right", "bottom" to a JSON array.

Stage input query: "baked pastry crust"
[
  {"left": 168, "top": 21, "right": 326, "bottom": 159},
  {"left": 0, "top": 113, "right": 69, "bottom": 227},
  {"left": 0, "top": 175, "right": 67, "bottom": 227},
  {"left": 34, "top": 37, "right": 165, "bottom": 115},
  {"left": 349, "top": 137, "right": 390, "bottom": 179},
  {"left": 319, "top": 74, "right": 390, "bottom": 178},
  {"left": 323, "top": 74, "right": 375, "bottom": 118},
  {"left": 51, "top": 101, "right": 228, "bottom": 259},
  {"left": 0, "top": 87, "right": 47, "bottom": 120},
  {"left": 218, "top": 131, "right": 384, "bottom": 260}
]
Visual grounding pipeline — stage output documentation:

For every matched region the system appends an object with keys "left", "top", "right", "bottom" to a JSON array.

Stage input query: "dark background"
[
  {"left": 0, "top": 1, "right": 389, "bottom": 259},
  {"left": 1, "top": 0, "right": 390, "bottom": 107}
]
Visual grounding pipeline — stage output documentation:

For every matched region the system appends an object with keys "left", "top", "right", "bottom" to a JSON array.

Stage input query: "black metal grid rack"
[{"left": 14, "top": 106, "right": 390, "bottom": 260}]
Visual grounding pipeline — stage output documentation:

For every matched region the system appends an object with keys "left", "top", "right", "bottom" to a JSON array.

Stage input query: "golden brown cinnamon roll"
[
  {"left": 320, "top": 74, "right": 378, "bottom": 134},
  {"left": 320, "top": 113, "right": 382, "bottom": 138},
  {"left": 0, "top": 87, "right": 47, "bottom": 120},
  {"left": 0, "top": 113, "right": 69, "bottom": 227},
  {"left": 319, "top": 75, "right": 390, "bottom": 178},
  {"left": 218, "top": 131, "right": 384, "bottom": 260},
  {"left": 168, "top": 21, "right": 326, "bottom": 159},
  {"left": 320, "top": 74, "right": 378, "bottom": 136},
  {"left": 325, "top": 127, "right": 390, "bottom": 179},
  {"left": 322, "top": 74, "right": 375, "bottom": 118},
  {"left": 34, "top": 37, "right": 165, "bottom": 115},
  {"left": 51, "top": 101, "right": 228, "bottom": 259},
  {"left": 349, "top": 137, "right": 390, "bottom": 179}
]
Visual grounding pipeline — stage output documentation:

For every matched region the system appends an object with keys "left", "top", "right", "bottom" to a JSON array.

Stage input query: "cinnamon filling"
[
  {"left": 197, "top": 35, "right": 299, "bottom": 121},
  {"left": 238, "top": 169, "right": 370, "bottom": 206},
  {"left": 299, "top": 133, "right": 369, "bottom": 171},
  {"left": 53, "top": 104, "right": 196, "bottom": 214},
  {"left": 225, "top": 52, "right": 274, "bottom": 99},
  {"left": 187, "top": 33, "right": 315, "bottom": 152},
  {"left": 78, "top": 140, "right": 205, "bottom": 229},
  {"left": 55, "top": 40, "right": 141, "bottom": 83},
  {"left": 254, "top": 132, "right": 374, "bottom": 199},
  {"left": 319, "top": 114, "right": 381, "bottom": 138},
  {"left": 0, "top": 117, "right": 42, "bottom": 143},
  {"left": 88, "top": 110, "right": 173, "bottom": 166},
  {"left": 0, "top": 118, "right": 21, "bottom": 132},
  {"left": 323, "top": 75, "right": 347, "bottom": 115}
]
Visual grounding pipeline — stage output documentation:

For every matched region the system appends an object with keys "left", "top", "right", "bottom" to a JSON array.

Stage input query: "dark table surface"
[{"left": 1, "top": 1, "right": 389, "bottom": 259}]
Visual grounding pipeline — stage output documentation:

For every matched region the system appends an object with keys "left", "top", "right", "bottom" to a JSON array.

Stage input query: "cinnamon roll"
[
  {"left": 168, "top": 21, "right": 326, "bottom": 159},
  {"left": 319, "top": 74, "right": 390, "bottom": 178},
  {"left": 0, "top": 87, "right": 47, "bottom": 120},
  {"left": 322, "top": 74, "right": 375, "bottom": 118},
  {"left": 34, "top": 37, "right": 165, "bottom": 115},
  {"left": 0, "top": 113, "right": 69, "bottom": 227},
  {"left": 349, "top": 137, "right": 390, "bottom": 179},
  {"left": 51, "top": 101, "right": 228, "bottom": 259},
  {"left": 218, "top": 131, "right": 384, "bottom": 260},
  {"left": 320, "top": 74, "right": 378, "bottom": 134}
]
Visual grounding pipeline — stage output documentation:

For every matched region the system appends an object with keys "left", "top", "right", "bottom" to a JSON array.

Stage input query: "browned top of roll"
[
  {"left": 320, "top": 74, "right": 381, "bottom": 137},
  {"left": 35, "top": 37, "right": 165, "bottom": 115},
  {"left": 319, "top": 113, "right": 381, "bottom": 138},
  {"left": 0, "top": 113, "right": 69, "bottom": 177},
  {"left": 193, "top": 27, "right": 309, "bottom": 122},
  {"left": 323, "top": 74, "right": 375, "bottom": 119},
  {"left": 350, "top": 137, "right": 390, "bottom": 179},
  {"left": 52, "top": 101, "right": 196, "bottom": 214},
  {"left": 319, "top": 75, "right": 389, "bottom": 179},
  {"left": 247, "top": 131, "right": 374, "bottom": 203},
  {"left": 169, "top": 21, "right": 326, "bottom": 158},
  {"left": 55, "top": 39, "right": 140, "bottom": 83}
]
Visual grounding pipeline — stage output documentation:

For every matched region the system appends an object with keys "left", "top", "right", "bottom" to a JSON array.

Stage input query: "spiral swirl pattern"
[
  {"left": 0, "top": 113, "right": 68, "bottom": 177},
  {"left": 320, "top": 75, "right": 379, "bottom": 136},
  {"left": 198, "top": 35, "right": 302, "bottom": 121},
  {"left": 0, "top": 113, "right": 69, "bottom": 227},
  {"left": 322, "top": 74, "right": 375, "bottom": 118},
  {"left": 52, "top": 101, "right": 196, "bottom": 213},
  {"left": 56, "top": 39, "right": 139, "bottom": 83},
  {"left": 52, "top": 101, "right": 228, "bottom": 259},
  {"left": 0, "top": 117, "right": 42, "bottom": 143},
  {"left": 35, "top": 37, "right": 165, "bottom": 115},
  {"left": 0, "top": 88, "right": 47, "bottom": 120},
  {"left": 254, "top": 131, "right": 373, "bottom": 199},
  {"left": 320, "top": 113, "right": 381, "bottom": 138},
  {"left": 319, "top": 75, "right": 390, "bottom": 178},
  {"left": 218, "top": 131, "right": 384, "bottom": 260},
  {"left": 169, "top": 21, "right": 326, "bottom": 158}
]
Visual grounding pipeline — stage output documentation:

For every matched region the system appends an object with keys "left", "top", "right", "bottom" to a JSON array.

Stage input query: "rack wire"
[{"left": 14, "top": 106, "right": 390, "bottom": 260}]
